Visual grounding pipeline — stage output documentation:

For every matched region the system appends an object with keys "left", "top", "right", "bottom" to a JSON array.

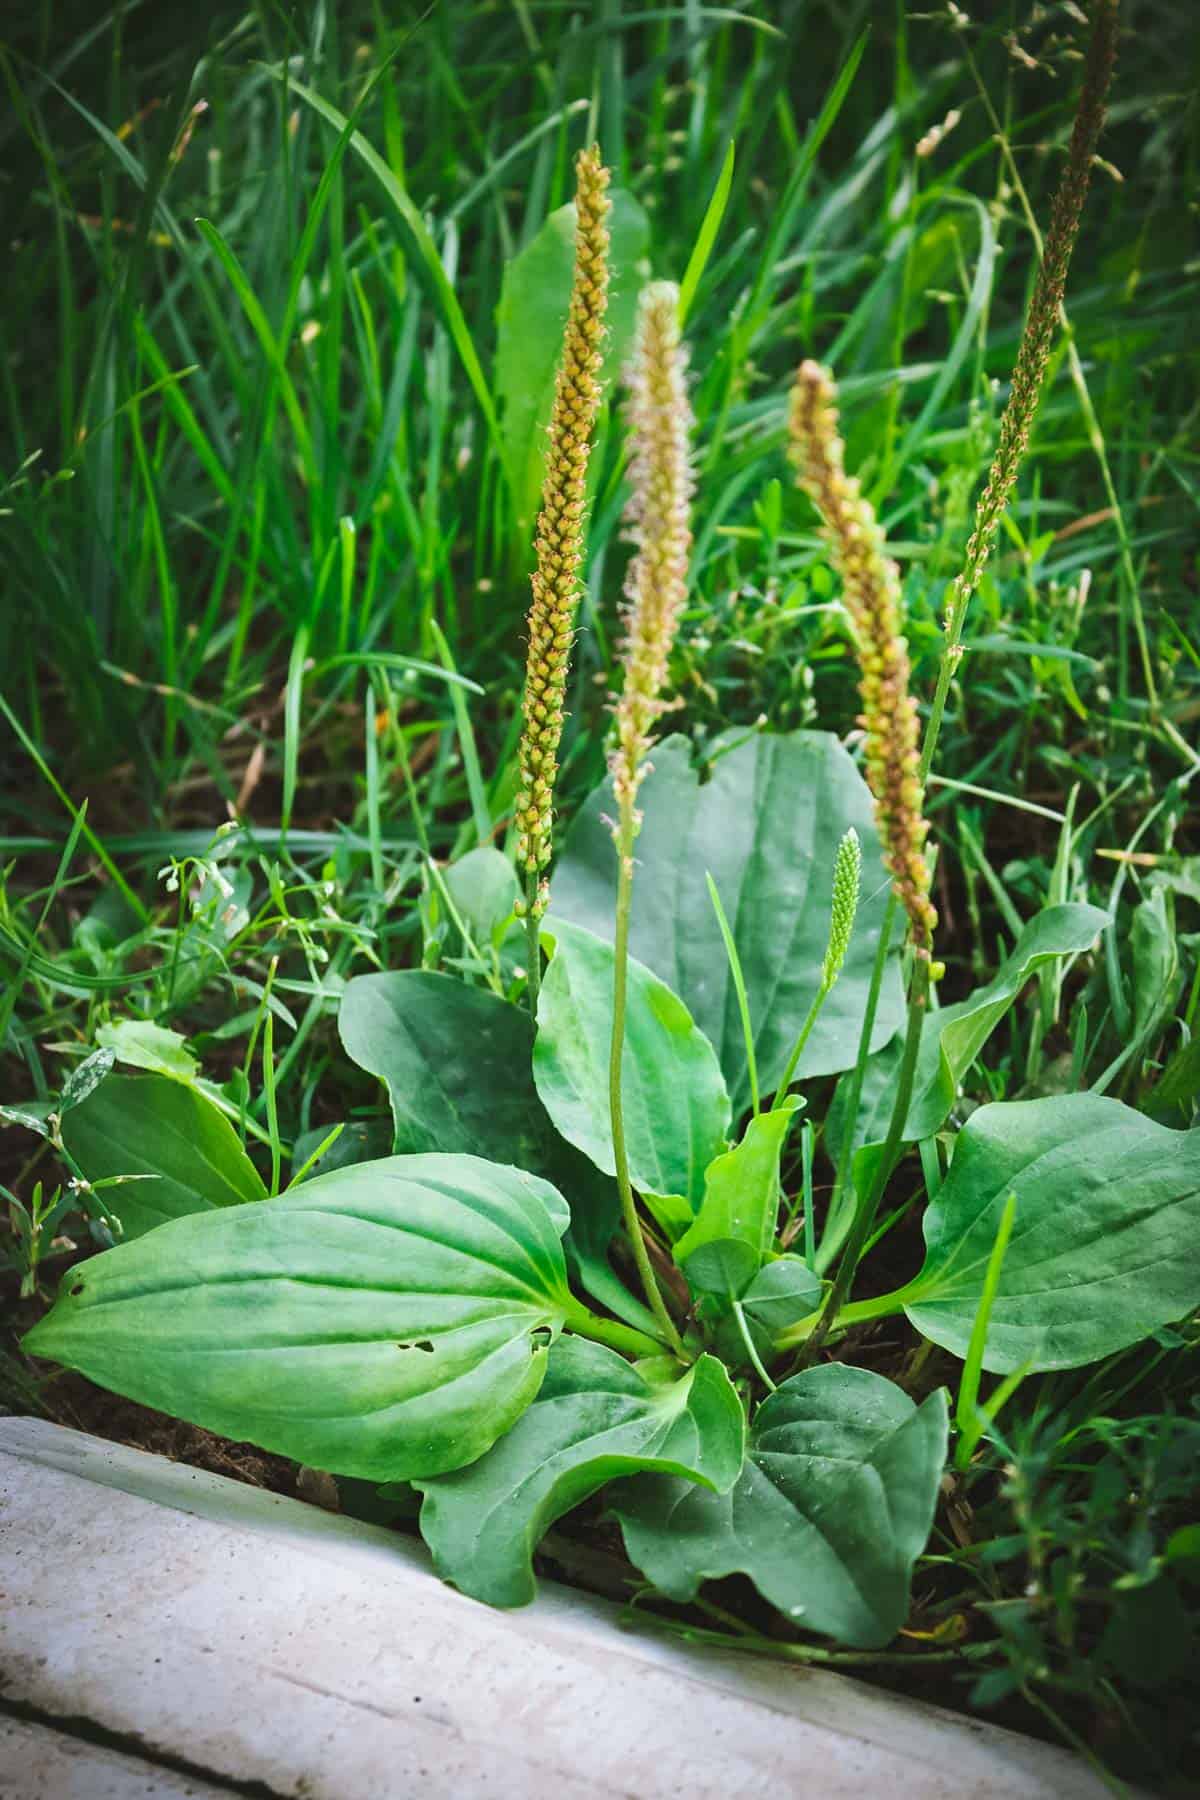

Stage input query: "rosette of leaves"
[{"left": 23, "top": 730, "right": 1199, "bottom": 1649}]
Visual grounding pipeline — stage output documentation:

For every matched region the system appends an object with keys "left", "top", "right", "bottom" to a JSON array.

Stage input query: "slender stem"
[
  {"left": 817, "top": 892, "right": 898, "bottom": 1270},
  {"left": 733, "top": 1302, "right": 778, "bottom": 1392},
  {"left": 561, "top": 1295, "right": 666, "bottom": 1361},
  {"left": 523, "top": 866, "right": 542, "bottom": 1018},
  {"left": 771, "top": 982, "right": 829, "bottom": 1110},
  {"left": 610, "top": 799, "right": 685, "bottom": 1355},
  {"left": 804, "top": 957, "right": 930, "bottom": 1361}
]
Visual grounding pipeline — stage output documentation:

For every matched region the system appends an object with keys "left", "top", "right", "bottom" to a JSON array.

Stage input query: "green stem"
[
  {"left": 610, "top": 798, "right": 685, "bottom": 1356},
  {"left": 804, "top": 957, "right": 929, "bottom": 1361},
  {"left": 817, "top": 893, "right": 897, "bottom": 1269},
  {"left": 561, "top": 1295, "right": 666, "bottom": 1361},
  {"left": 733, "top": 1302, "right": 777, "bottom": 1391},
  {"left": 523, "top": 865, "right": 542, "bottom": 1019},
  {"left": 771, "top": 981, "right": 830, "bottom": 1110}
]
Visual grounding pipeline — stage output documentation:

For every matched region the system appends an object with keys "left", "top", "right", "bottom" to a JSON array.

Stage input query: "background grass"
[{"left": 1, "top": 1, "right": 1198, "bottom": 1789}]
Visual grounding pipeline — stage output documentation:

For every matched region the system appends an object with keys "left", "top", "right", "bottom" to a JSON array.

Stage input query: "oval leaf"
[
  {"left": 903, "top": 1093, "right": 1200, "bottom": 1373},
  {"left": 550, "top": 731, "right": 905, "bottom": 1114},
  {"left": 534, "top": 917, "right": 730, "bottom": 1209},
  {"left": 24, "top": 1153, "right": 577, "bottom": 1481},
  {"left": 416, "top": 1336, "right": 745, "bottom": 1607},
  {"left": 443, "top": 847, "right": 519, "bottom": 950},
  {"left": 337, "top": 970, "right": 635, "bottom": 1326},
  {"left": 611, "top": 1364, "right": 948, "bottom": 1648},
  {"left": 741, "top": 1255, "right": 822, "bottom": 1332},
  {"left": 60, "top": 1072, "right": 266, "bottom": 1238}
]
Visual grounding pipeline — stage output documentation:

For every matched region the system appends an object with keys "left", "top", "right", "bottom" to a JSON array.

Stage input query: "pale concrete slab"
[
  {"left": 0, "top": 1715, "right": 236, "bottom": 1798},
  {"left": 0, "top": 1414, "right": 1111, "bottom": 1800}
]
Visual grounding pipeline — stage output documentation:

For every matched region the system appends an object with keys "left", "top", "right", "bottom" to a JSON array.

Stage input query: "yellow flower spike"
[
  {"left": 610, "top": 280, "right": 695, "bottom": 830},
  {"left": 787, "top": 360, "right": 937, "bottom": 956},
  {"left": 515, "top": 146, "right": 612, "bottom": 928}
]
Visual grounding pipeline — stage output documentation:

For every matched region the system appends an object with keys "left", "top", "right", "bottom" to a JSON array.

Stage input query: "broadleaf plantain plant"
[{"left": 26, "top": 1, "right": 1200, "bottom": 1659}]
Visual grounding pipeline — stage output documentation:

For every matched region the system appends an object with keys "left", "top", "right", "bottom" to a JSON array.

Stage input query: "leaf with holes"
[
  {"left": 416, "top": 1336, "right": 745, "bottom": 1606},
  {"left": 24, "top": 1154, "right": 582, "bottom": 1481},
  {"left": 611, "top": 1364, "right": 948, "bottom": 1648}
]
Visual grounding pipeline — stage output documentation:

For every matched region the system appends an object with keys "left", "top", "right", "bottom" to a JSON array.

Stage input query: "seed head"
[
  {"left": 822, "top": 827, "right": 862, "bottom": 991},
  {"left": 950, "top": 0, "right": 1117, "bottom": 637},
  {"left": 515, "top": 146, "right": 611, "bottom": 909},
  {"left": 788, "top": 362, "right": 936, "bottom": 953},
  {"left": 611, "top": 281, "right": 694, "bottom": 825}
]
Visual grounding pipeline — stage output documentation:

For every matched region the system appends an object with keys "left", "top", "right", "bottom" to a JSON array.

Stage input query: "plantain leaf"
[
  {"left": 612, "top": 1365, "right": 948, "bottom": 1648},
  {"left": 416, "top": 1336, "right": 745, "bottom": 1606},
  {"left": 533, "top": 917, "right": 730, "bottom": 1210},
  {"left": 24, "top": 1154, "right": 579, "bottom": 1481},
  {"left": 337, "top": 970, "right": 635, "bottom": 1327},
  {"left": 902, "top": 1093, "right": 1200, "bottom": 1372},
  {"left": 60, "top": 1072, "right": 265, "bottom": 1238},
  {"left": 550, "top": 731, "right": 905, "bottom": 1115}
]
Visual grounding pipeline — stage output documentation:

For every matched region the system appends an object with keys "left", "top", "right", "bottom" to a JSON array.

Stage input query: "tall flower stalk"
[
  {"left": 788, "top": 8, "right": 1118, "bottom": 1352},
  {"left": 923, "top": 0, "right": 1118, "bottom": 780},
  {"left": 787, "top": 361, "right": 935, "bottom": 1354},
  {"left": 608, "top": 281, "right": 694, "bottom": 1354},
  {"left": 514, "top": 146, "right": 611, "bottom": 1009},
  {"left": 788, "top": 362, "right": 937, "bottom": 957}
]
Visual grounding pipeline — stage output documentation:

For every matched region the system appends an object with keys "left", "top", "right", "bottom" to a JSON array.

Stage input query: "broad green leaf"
[
  {"left": 830, "top": 902, "right": 1111, "bottom": 1163},
  {"left": 612, "top": 1365, "right": 948, "bottom": 1648},
  {"left": 675, "top": 1097, "right": 801, "bottom": 1292},
  {"left": 495, "top": 189, "right": 650, "bottom": 534},
  {"left": 709, "top": 1252, "right": 825, "bottom": 1380},
  {"left": 97, "top": 1019, "right": 199, "bottom": 1082},
  {"left": 678, "top": 1238, "right": 760, "bottom": 1305},
  {"left": 340, "top": 971, "right": 551, "bottom": 1169},
  {"left": 60, "top": 1072, "right": 265, "bottom": 1238},
  {"left": 902, "top": 1094, "right": 1200, "bottom": 1373},
  {"left": 550, "top": 732, "right": 905, "bottom": 1114},
  {"left": 740, "top": 1255, "right": 822, "bottom": 1332},
  {"left": 24, "top": 1153, "right": 578, "bottom": 1481},
  {"left": 443, "top": 847, "right": 518, "bottom": 950},
  {"left": 416, "top": 1336, "right": 745, "bottom": 1607},
  {"left": 534, "top": 917, "right": 730, "bottom": 1209},
  {"left": 338, "top": 970, "right": 623, "bottom": 1305}
]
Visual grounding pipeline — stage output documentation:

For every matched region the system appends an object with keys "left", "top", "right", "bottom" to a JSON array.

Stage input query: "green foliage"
[
  {"left": 831, "top": 903, "right": 1111, "bottom": 1162},
  {"left": 3, "top": 3, "right": 1196, "bottom": 1777},
  {"left": 24, "top": 1154, "right": 579, "bottom": 1480},
  {"left": 551, "top": 733, "right": 905, "bottom": 1112},
  {"left": 675, "top": 1098, "right": 801, "bottom": 1298},
  {"left": 533, "top": 917, "right": 731, "bottom": 1210},
  {"left": 903, "top": 1094, "right": 1200, "bottom": 1372},
  {"left": 61, "top": 1073, "right": 265, "bottom": 1238},
  {"left": 612, "top": 1366, "right": 949, "bottom": 1648},
  {"left": 416, "top": 1336, "right": 744, "bottom": 1606}
]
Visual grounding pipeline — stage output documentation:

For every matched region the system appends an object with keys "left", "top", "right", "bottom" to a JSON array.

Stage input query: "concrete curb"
[{"left": 0, "top": 1415, "right": 1111, "bottom": 1799}]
